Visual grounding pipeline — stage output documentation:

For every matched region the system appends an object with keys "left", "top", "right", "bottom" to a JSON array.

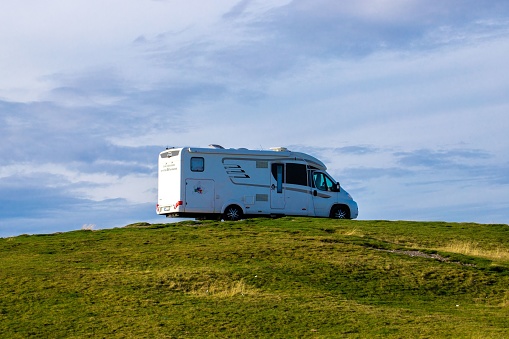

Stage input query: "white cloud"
[
  {"left": 293, "top": 0, "right": 427, "bottom": 22},
  {"left": 0, "top": 161, "right": 155, "bottom": 204},
  {"left": 0, "top": 0, "right": 240, "bottom": 101}
]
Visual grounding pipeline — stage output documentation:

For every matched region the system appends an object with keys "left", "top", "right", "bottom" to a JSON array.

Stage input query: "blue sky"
[{"left": 1, "top": 0, "right": 509, "bottom": 237}]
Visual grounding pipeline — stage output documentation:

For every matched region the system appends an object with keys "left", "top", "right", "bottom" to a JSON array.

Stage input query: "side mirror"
[{"left": 336, "top": 183, "right": 340, "bottom": 192}]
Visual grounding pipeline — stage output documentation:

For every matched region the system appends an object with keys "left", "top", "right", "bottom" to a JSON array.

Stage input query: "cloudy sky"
[{"left": 1, "top": 0, "right": 509, "bottom": 237}]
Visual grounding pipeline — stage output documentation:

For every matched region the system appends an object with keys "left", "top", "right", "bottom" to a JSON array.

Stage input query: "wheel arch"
[
  {"left": 220, "top": 200, "right": 245, "bottom": 215},
  {"left": 221, "top": 202, "right": 245, "bottom": 221},
  {"left": 330, "top": 204, "right": 351, "bottom": 219}
]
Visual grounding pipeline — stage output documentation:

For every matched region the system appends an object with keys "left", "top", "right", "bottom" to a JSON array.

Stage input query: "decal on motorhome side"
[
  {"left": 194, "top": 184, "right": 204, "bottom": 194},
  {"left": 224, "top": 164, "right": 250, "bottom": 178}
]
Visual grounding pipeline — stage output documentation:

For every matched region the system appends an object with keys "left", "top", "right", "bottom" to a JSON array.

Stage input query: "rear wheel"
[
  {"left": 331, "top": 205, "right": 349, "bottom": 219},
  {"left": 223, "top": 205, "right": 243, "bottom": 221}
]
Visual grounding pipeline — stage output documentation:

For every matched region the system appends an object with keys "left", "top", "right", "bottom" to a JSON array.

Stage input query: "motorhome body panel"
[
  {"left": 157, "top": 150, "right": 183, "bottom": 214},
  {"left": 157, "top": 146, "right": 358, "bottom": 219}
]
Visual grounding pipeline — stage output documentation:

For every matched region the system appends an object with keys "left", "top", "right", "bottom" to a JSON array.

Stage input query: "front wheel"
[
  {"left": 330, "top": 205, "right": 350, "bottom": 219},
  {"left": 223, "top": 205, "right": 243, "bottom": 221}
]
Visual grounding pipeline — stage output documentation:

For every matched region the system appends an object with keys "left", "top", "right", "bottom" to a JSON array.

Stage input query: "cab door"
[
  {"left": 270, "top": 163, "right": 285, "bottom": 209},
  {"left": 311, "top": 171, "right": 335, "bottom": 217}
]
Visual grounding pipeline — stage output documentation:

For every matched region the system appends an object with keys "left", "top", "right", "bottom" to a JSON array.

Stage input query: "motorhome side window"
[
  {"left": 191, "top": 157, "right": 204, "bottom": 172},
  {"left": 286, "top": 163, "right": 308, "bottom": 186}
]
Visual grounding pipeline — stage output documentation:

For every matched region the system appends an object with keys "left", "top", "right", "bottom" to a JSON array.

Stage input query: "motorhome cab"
[{"left": 156, "top": 145, "right": 358, "bottom": 221}]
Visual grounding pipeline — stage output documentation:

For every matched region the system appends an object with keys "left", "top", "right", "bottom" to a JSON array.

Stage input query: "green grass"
[{"left": 1, "top": 218, "right": 508, "bottom": 338}]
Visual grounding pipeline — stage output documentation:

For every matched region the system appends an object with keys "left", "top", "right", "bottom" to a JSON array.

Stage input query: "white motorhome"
[{"left": 157, "top": 145, "right": 358, "bottom": 221}]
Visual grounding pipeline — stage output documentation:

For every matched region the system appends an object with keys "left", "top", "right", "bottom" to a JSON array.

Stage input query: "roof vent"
[
  {"left": 270, "top": 147, "right": 288, "bottom": 152},
  {"left": 209, "top": 144, "right": 225, "bottom": 149}
]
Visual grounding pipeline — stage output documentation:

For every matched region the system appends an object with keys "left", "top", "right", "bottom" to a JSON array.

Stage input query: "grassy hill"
[{"left": 1, "top": 218, "right": 508, "bottom": 338}]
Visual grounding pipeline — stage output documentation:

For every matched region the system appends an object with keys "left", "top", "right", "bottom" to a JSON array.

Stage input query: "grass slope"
[{"left": 1, "top": 218, "right": 508, "bottom": 338}]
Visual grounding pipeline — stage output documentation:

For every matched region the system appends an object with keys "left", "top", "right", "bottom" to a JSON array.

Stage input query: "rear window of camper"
[
  {"left": 160, "top": 150, "right": 180, "bottom": 158},
  {"left": 191, "top": 157, "right": 204, "bottom": 172}
]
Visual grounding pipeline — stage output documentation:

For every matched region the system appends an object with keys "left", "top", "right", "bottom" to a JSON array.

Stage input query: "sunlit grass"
[
  {"left": 341, "top": 227, "right": 364, "bottom": 237},
  {"left": 151, "top": 269, "right": 255, "bottom": 297},
  {"left": 437, "top": 240, "right": 509, "bottom": 261},
  {"left": 204, "top": 279, "right": 250, "bottom": 298}
]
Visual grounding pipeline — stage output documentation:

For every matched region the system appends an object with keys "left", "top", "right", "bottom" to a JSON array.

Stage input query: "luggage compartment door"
[{"left": 185, "top": 179, "right": 215, "bottom": 212}]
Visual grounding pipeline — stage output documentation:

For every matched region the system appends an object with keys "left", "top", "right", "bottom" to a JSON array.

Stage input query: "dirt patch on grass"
[{"left": 377, "top": 249, "right": 476, "bottom": 267}]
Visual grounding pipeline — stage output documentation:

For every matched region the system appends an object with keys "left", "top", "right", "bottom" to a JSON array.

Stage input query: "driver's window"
[
  {"left": 313, "top": 173, "right": 327, "bottom": 191},
  {"left": 313, "top": 172, "right": 336, "bottom": 192}
]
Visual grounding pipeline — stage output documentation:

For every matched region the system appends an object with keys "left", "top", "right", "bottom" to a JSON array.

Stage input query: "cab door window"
[{"left": 313, "top": 172, "right": 337, "bottom": 192}]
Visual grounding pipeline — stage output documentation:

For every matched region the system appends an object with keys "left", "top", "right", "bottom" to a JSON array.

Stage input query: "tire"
[
  {"left": 223, "top": 205, "right": 243, "bottom": 221},
  {"left": 330, "top": 205, "right": 349, "bottom": 219}
]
